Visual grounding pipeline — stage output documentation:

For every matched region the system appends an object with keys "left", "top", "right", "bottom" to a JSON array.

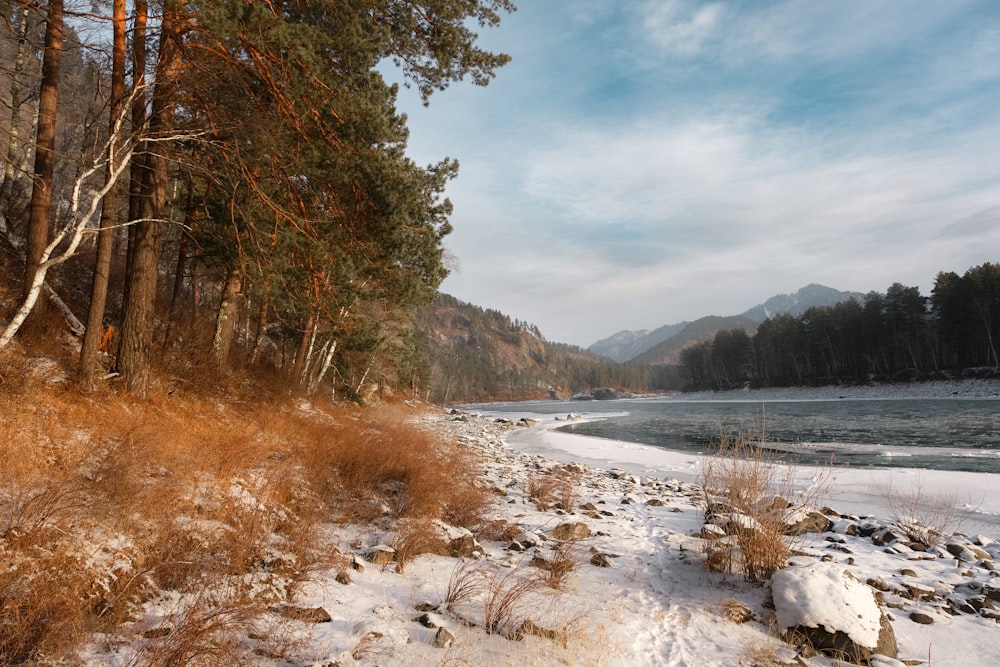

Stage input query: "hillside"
[
  {"left": 414, "top": 294, "right": 658, "bottom": 403},
  {"left": 630, "top": 315, "right": 759, "bottom": 366}
]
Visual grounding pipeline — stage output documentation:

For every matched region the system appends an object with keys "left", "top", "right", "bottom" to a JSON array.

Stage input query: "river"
[{"left": 470, "top": 388, "right": 1000, "bottom": 474}]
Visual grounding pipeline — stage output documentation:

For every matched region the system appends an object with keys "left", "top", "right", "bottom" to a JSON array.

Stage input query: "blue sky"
[{"left": 392, "top": 1, "right": 1000, "bottom": 347}]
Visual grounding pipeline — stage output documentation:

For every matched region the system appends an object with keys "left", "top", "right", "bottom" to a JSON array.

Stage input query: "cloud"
[
  {"left": 642, "top": 0, "right": 726, "bottom": 56},
  {"left": 395, "top": 2, "right": 1000, "bottom": 345}
]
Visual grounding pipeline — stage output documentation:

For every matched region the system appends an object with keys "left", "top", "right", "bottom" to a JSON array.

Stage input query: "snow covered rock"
[{"left": 772, "top": 562, "right": 897, "bottom": 662}]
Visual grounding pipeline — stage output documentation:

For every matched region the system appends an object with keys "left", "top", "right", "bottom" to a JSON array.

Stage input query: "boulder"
[
  {"left": 549, "top": 522, "right": 591, "bottom": 541},
  {"left": 772, "top": 563, "right": 896, "bottom": 662},
  {"left": 786, "top": 511, "right": 834, "bottom": 536}
]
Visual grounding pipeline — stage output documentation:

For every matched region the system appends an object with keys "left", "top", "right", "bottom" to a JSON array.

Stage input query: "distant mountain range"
[{"left": 588, "top": 284, "right": 865, "bottom": 363}]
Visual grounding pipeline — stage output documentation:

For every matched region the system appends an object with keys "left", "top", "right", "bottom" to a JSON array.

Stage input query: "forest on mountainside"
[
  {"left": 413, "top": 293, "right": 678, "bottom": 403},
  {"left": 0, "top": 0, "right": 515, "bottom": 399},
  {"left": 680, "top": 264, "right": 1000, "bottom": 391}
]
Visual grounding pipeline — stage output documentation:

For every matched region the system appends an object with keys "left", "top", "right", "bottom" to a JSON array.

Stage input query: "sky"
[{"left": 390, "top": 1, "right": 1000, "bottom": 348}]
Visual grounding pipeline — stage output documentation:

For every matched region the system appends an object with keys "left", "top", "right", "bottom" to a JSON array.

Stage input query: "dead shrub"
[
  {"left": 390, "top": 520, "right": 447, "bottom": 573},
  {"left": 297, "top": 404, "right": 488, "bottom": 525},
  {"left": 124, "top": 593, "right": 266, "bottom": 667},
  {"left": 0, "top": 553, "right": 92, "bottom": 664},
  {"left": 875, "top": 475, "right": 976, "bottom": 546},
  {"left": 531, "top": 542, "right": 579, "bottom": 590},
  {"left": 442, "top": 560, "right": 547, "bottom": 637},
  {"left": 700, "top": 426, "right": 799, "bottom": 583},
  {"left": 482, "top": 566, "right": 547, "bottom": 637},
  {"left": 527, "top": 465, "right": 581, "bottom": 512},
  {"left": 526, "top": 471, "right": 557, "bottom": 511}
]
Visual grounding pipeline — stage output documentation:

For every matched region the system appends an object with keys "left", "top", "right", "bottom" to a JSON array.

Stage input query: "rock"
[
  {"left": 275, "top": 605, "right": 332, "bottom": 623},
  {"left": 590, "top": 552, "right": 613, "bottom": 567},
  {"left": 351, "top": 555, "right": 367, "bottom": 572},
  {"left": 335, "top": 571, "right": 352, "bottom": 585},
  {"left": 773, "top": 563, "right": 896, "bottom": 661},
  {"left": 872, "top": 528, "right": 904, "bottom": 546},
  {"left": 365, "top": 545, "right": 396, "bottom": 565},
  {"left": 909, "top": 612, "right": 934, "bottom": 625},
  {"left": 448, "top": 533, "right": 483, "bottom": 558},
  {"left": 433, "top": 627, "right": 456, "bottom": 648},
  {"left": 867, "top": 578, "right": 891, "bottom": 592},
  {"left": 549, "top": 522, "right": 591, "bottom": 541}
]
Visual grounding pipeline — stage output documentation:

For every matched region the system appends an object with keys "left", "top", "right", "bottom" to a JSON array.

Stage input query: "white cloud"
[{"left": 642, "top": 0, "right": 725, "bottom": 56}]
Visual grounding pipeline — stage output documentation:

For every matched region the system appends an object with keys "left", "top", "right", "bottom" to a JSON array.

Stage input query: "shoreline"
[
  {"left": 498, "top": 414, "right": 1000, "bottom": 536},
  {"left": 434, "top": 409, "right": 1000, "bottom": 665}
]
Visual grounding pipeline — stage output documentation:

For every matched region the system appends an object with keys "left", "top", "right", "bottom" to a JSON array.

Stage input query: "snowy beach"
[{"left": 147, "top": 406, "right": 1000, "bottom": 667}]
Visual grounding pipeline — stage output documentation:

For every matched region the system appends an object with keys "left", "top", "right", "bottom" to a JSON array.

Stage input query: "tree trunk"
[
  {"left": 292, "top": 313, "right": 315, "bottom": 383},
  {"left": 118, "top": 0, "right": 182, "bottom": 397},
  {"left": 120, "top": 0, "right": 148, "bottom": 312},
  {"left": 247, "top": 294, "right": 269, "bottom": 366},
  {"left": 211, "top": 267, "right": 241, "bottom": 370},
  {"left": 20, "top": 0, "right": 63, "bottom": 338},
  {"left": 0, "top": 2, "right": 32, "bottom": 231},
  {"left": 162, "top": 205, "right": 195, "bottom": 348},
  {"left": 79, "top": 0, "right": 126, "bottom": 389}
]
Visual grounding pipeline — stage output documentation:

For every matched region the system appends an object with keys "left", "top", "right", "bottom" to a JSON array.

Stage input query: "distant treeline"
[{"left": 680, "top": 263, "right": 1000, "bottom": 390}]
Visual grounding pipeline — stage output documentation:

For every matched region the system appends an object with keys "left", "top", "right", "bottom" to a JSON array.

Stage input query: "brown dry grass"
[
  {"left": 526, "top": 465, "right": 581, "bottom": 512},
  {"left": 0, "top": 361, "right": 490, "bottom": 663},
  {"left": 700, "top": 427, "right": 796, "bottom": 583}
]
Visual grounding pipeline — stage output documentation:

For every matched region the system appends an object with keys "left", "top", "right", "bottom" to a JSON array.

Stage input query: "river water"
[{"left": 473, "top": 394, "right": 1000, "bottom": 474}]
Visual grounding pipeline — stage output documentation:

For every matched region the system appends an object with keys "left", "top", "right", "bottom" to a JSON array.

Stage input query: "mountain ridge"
[{"left": 587, "top": 284, "right": 864, "bottom": 363}]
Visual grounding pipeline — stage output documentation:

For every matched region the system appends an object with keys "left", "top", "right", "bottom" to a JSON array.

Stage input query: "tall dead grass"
[
  {"left": 0, "top": 366, "right": 490, "bottom": 662},
  {"left": 700, "top": 426, "right": 801, "bottom": 583}
]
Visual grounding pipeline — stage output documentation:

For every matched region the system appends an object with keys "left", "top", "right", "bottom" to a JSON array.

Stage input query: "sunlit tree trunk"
[
  {"left": 79, "top": 0, "right": 127, "bottom": 389},
  {"left": 211, "top": 266, "right": 241, "bottom": 369},
  {"left": 118, "top": 0, "right": 183, "bottom": 396}
]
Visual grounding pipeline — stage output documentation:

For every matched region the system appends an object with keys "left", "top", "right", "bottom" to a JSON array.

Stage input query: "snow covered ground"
[{"left": 86, "top": 404, "right": 1000, "bottom": 666}]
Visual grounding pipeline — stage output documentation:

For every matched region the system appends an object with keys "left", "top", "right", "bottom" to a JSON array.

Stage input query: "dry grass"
[
  {"left": 875, "top": 475, "right": 976, "bottom": 546},
  {"left": 442, "top": 561, "right": 549, "bottom": 638},
  {"left": 531, "top": 542, "right": 580, "bottom": 590},
  {"left": 700, "top": 427, "right": 800, "bottom": 583},
  {"left": 526, "top": 465, "right": 581, "bottom": 512},
  {"left": 0, "top": 363, "right": 490, "bottom": 662}
]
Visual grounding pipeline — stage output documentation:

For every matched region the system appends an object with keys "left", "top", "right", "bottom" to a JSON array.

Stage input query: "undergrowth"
[{"left": 0, "top": 364, "right": 491, "bottom": 664}]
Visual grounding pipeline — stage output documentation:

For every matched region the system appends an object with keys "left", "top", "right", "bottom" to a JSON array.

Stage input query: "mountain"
[
  {"left": 741, "top": 283, "right": 865, "bottom": 323},
  {"left": 630, "top": 315, "right": 758, "bottom": 366},
  {"left": 415, "top": 294, "right": 655, "bottom": 403},
  {"left": 587, "top": 284, "right": 863, "bottom": 363},
  {"left": 588, "top": 321, "right": 688, "bottom": 363}
]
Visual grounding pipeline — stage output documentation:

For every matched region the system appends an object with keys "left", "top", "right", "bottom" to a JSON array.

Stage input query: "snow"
[
  {"left": 76, "top": 389, "right": 1000, "bottom": 666},
  {"left": 772, "top": 563, "right": 882, "bottom": 648}
]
